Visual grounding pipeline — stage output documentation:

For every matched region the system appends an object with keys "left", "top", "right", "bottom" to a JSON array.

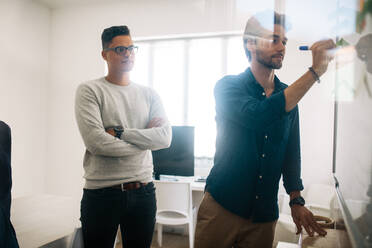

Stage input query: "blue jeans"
[{"left": 80, "top": 182, "right": 156, "bottom": 248}]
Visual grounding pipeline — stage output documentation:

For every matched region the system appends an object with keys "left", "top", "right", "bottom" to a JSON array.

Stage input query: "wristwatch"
[
  {"left": 289, "top": 196, "right": 305, "bottom": 207},
  {"left": 113, "top": 126, "right": 124, "bottom": 139}
]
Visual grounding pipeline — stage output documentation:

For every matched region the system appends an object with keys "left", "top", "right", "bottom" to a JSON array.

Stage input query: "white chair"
[{"left": 154, "top": 180, "right": 194, "bottom": 248}]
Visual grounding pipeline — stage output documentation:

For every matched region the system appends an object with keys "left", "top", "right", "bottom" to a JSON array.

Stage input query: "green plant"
[{"left": 357, "top": 0, "right": 372, "bottom": 32}]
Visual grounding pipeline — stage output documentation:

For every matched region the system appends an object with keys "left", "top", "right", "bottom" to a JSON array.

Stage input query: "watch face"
[
  {"left": 298, "top": 197, "right": 305, "bottom": 205},
  {"left": 290, "top": 196, "right": 305, "bottom": 206},
  {"left": 114, "top": 126, "right": 124, "bottom": 132}
]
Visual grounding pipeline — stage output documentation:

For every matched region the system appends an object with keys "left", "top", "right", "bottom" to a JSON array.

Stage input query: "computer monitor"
[{"left": 152, "top": 126, "right": 194, "bottom": 180}]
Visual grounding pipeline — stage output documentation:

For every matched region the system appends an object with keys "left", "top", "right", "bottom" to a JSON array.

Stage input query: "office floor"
[
  {"left": 115, "top": 231, "right": 189, "bottom": 248},
  {"left": 115, "top": 232, "right": 281, "bottom": 248}
]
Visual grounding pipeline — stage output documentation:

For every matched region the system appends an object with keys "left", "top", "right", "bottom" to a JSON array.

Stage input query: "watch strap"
[{"left": 289, "top": 196, "right": 306, "bottom": 207}]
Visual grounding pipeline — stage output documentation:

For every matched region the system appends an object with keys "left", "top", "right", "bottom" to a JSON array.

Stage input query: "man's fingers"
[
  {"left": 147, "top": 117, "right": 165, "bottom": 128},
  {"left": 324, "top": 39, "right": 336, "bottom": 49},
  {"left": 312, "top": 223, "right": 327, "bottom": 236},
  {"left": 304, "top": 225, "right": 314, "bottom": 237},
  {"left": 309, "top": 217, "right": 327, "bottom": 236},
  {"left": 149, "top": 118, "right": 160, "bottom": 125},
  {"left": 152, "top": 120, "right": 162, "bottom": 127},
  {"left": 294, "top": 220, "right": 302, "bottom": 235},
  {"left": 105, "top": 128, "right": 115, "bottom": 136},
  {"left": 302, "top": 218, "right": 314, "bottom": 237},
  {"left": 153, "top": 118, "right": 164, "bottom": 126},
  {"left": 310, "top": 39, "right": 336, "bottom": 51}
]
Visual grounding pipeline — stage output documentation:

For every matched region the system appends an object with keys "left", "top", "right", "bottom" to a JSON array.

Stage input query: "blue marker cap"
[{"left": 299, "top": 46, "right": 309, "bottom": 50}]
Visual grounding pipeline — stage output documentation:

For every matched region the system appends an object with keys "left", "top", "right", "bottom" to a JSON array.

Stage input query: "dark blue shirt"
[{"left": 206, "top": 67, "right": 304, "bottom": 222}]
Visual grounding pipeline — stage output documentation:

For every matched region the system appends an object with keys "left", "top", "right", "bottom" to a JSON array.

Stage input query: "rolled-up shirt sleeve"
[
  {"left": 214, "top": 76, "right": 287, "bottom": 131},
  {"left": 282, "top": 106, "right": 304, "bottom": 194}
]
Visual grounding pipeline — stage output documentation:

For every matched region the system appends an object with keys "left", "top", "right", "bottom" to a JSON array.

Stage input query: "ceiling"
[
  {"left": 33, "top": 0, "right": 199, "bottom": 9},
  {"left": 34, "top": 0, "right": 135, "bottom": 9}
]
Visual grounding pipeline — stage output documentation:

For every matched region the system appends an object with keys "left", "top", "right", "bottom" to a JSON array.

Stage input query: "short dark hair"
[
  {"left": 101, "top": 25, "right": 131, "bottom": 50},
  {"left": 243, "top": 10, "right": 291, "bottom": 61}
]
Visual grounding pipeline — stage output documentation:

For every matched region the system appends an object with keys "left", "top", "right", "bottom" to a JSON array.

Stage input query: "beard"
[{"left": 256, "top": 49, "right": 283, "bottom": 69}]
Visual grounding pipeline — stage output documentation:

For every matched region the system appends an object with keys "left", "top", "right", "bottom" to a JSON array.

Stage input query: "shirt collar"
[{"left": 244, "top": 67, "right": 285, "bottom": 95}]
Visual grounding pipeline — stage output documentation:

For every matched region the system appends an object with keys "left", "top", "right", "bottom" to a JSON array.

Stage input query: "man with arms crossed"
[
  {"left": 75, "top": 25, "right": 171, "bottom": 248},
  {"left": 194, "top": 11, "right": 335, "bottom": 248}
]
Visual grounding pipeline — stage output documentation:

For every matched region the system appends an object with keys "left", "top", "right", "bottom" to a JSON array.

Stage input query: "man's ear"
[
  {"left": 101, "top": 50, "right": 107, "bottom": 61},
  {"left": 246, "top": 39, "right": 256, "bottom": 55}
]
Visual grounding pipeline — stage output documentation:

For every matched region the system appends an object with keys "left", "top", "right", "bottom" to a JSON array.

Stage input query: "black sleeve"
[
  {"left": 0, "top": 121, "right": 12, "bottom": 203},
  {"left": 282, "top": 108, "right": 304, "bottom": 194},
  {"left": 0, "top": 121, "right": 11, "bottom": 157}
]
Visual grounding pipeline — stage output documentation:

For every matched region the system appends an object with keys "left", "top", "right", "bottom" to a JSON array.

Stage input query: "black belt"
[{"left": 109, "top": 181, "right": 147, "bottom": 191}]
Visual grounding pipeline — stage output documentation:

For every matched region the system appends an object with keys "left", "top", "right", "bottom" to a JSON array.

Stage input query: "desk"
[
  {"left": 191, "top": 181, "right": 205, "bottom": 192},
  {"left": 159, "top": 175, "right": 205, "bottom": 189}
]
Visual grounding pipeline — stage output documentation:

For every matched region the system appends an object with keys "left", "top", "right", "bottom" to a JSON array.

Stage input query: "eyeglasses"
[{"left": 104, "top": 45, "right": 138, "bottom": 56}]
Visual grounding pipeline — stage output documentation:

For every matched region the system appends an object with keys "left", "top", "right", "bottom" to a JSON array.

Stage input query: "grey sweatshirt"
[{"left": 75, "top": 77, "right": 172, "bottom": 189}]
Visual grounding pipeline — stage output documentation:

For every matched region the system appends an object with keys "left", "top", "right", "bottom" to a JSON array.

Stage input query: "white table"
[
  {"left": 158, "top": 175, "right": 206, "bottom": 207},
  {"left": 191, "top": 181, "right": 205, "bottom": 192}
]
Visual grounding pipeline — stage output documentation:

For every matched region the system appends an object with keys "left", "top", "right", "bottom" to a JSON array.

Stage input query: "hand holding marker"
[
  {"left": 303, "top": 39, "right": 338, "bottom": 80},
  {"left": 299, "top": 38, "right": 350, "bottom": 51},
  {"left": 300, "top": 38, "right": 358, "bottom": 73}
]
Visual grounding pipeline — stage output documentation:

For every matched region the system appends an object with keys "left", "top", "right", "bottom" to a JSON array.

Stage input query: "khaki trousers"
[{"left": 194, "top": 192, "right": 277, "bottom": 248}]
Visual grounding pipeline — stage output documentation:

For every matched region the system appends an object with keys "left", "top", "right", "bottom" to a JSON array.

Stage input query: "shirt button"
[
  {"left": 259, "top": 175, "right": 263, "bottom": 179},
  {"left": 262, "top": 92, "right": 266, "bottom": 96},
  {"left": 256, "top": 195, "right": 259, "bottom": 199},
  {"left": 262, "top": 154, "right": 265, "bottom": 158}
]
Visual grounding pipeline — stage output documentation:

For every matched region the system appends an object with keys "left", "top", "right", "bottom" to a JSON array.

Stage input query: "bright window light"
[
  {"left": 227, "top": 37, "right": 249, "bottom": 75},
  {"left": 131, "top": 43, "right": 150, "bottom": 86},
  {"left": 188, "top": 38, "right": 223, "bottom": 157},
  {"left": 152, "top": 41, "right": 185, "bottom": 126}
]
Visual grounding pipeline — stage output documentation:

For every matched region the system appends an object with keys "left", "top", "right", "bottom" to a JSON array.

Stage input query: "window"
[
  {"left": 152, "top": 41, "right": 185, "bottom": 125},
  {"left": 188, "top": 38, "right": 223, "bottom": 157},
  {"left": 129, "top": 33, "right": 249, "bottom": 157}
]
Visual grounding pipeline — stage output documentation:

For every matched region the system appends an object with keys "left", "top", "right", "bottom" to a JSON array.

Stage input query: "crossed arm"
[
  {"left": 106, "top": 90, "right": 172, "bottom": 151},
  {"left": 75, "top": 84, "right": 147, "bottom": 157},
  {"left": 76, "top": 85, "right": 172, "bottom": 157}
]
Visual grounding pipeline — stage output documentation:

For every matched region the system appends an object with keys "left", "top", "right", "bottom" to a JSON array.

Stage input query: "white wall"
[
  {"left": 0, "top": 0, "right": 50, "bottom": 197},
  {"left": 46, "top": 0, "right": 335, "bottom": 200}
]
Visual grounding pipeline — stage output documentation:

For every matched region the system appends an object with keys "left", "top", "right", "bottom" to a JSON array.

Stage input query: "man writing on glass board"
[{"left": 195, "top": 10, "right": 335, "bottom": 248}]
